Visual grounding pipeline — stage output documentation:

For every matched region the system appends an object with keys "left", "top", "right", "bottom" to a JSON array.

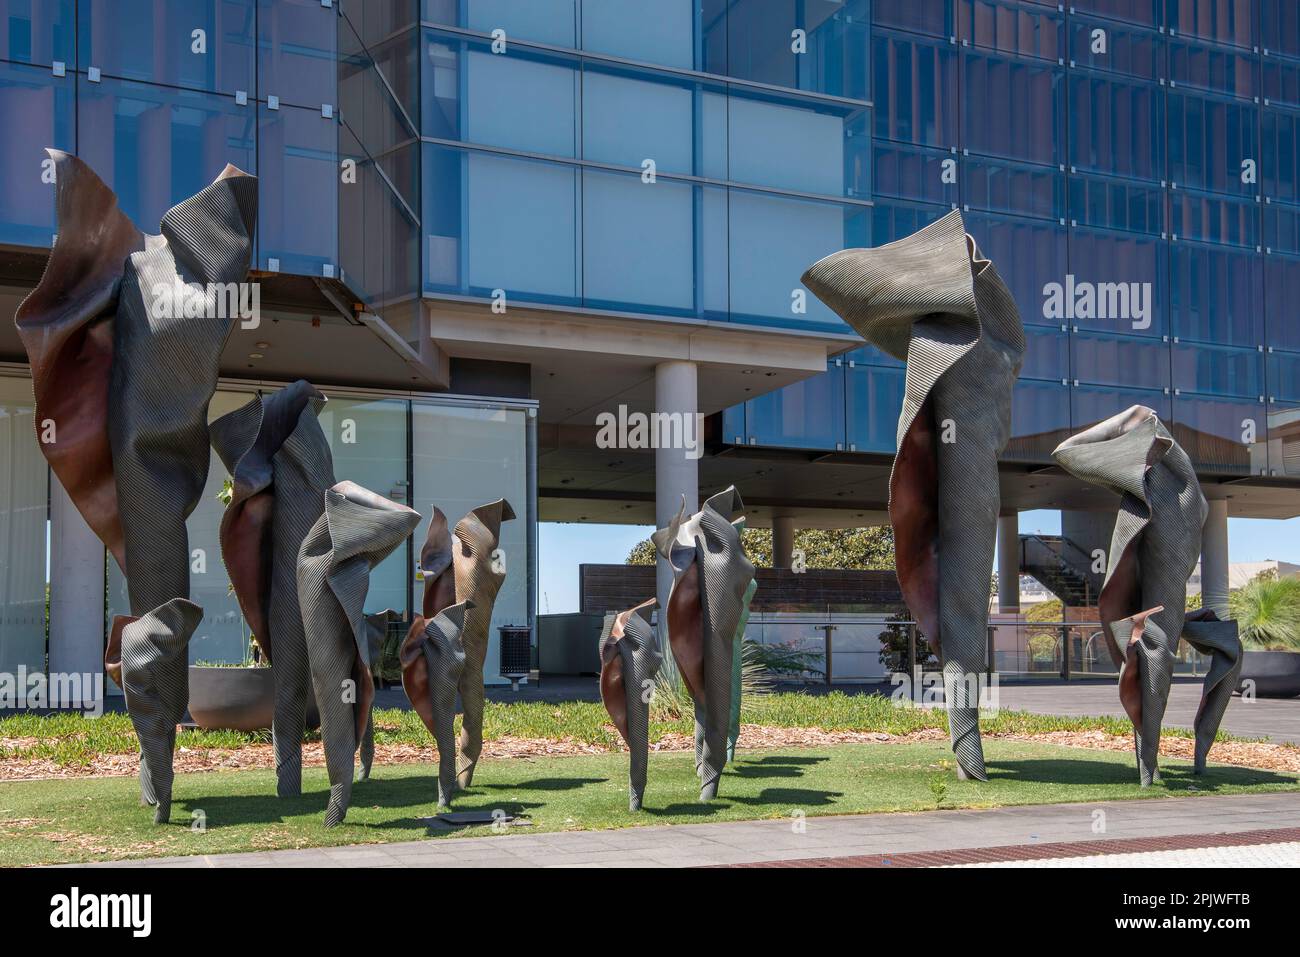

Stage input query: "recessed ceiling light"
[
  {"left": 248, "top": 352, "right": 264, "bottom": 359},
  {"left": 255, "top": 341, "right": 271, "bottom": 349}
]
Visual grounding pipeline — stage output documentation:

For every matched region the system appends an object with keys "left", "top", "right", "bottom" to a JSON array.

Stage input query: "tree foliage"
[{"left": 625, "top": 525, "right": 895, "bottom": 570}]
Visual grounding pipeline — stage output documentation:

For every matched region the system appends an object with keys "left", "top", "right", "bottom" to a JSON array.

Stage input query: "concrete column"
[
  {"left": 1201, "top": 498, "right": 1230, "bottom": 618},
  {"left": 997, "top": 512, "right": 1020, "bottom": 614},
  {"left": 772, "top": 515, "right": 796, "bottom": 569},
  {"left": 48, "top": 480, "right": 106, "bottom": 696},
  {"left": 654, "top": 361, "right": 699, "bottom": 658}
]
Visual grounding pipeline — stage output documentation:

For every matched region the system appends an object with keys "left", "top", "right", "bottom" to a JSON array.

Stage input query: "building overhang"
[{"left": 423, "top": 296, "right": 860, "bottom": 425}]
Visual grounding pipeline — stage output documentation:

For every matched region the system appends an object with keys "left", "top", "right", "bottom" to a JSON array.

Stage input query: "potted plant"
[
  {"left": 1231, "top": 571, "right": 1300, "bottom": 699},
  {"left": 186, "top": 479, "right": 319, "bottom": 731}
]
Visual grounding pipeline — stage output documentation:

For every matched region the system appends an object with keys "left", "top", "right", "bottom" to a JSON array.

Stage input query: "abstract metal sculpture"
[
  {"left": 802, "top": 210, "right": 1025, "bottom": 781},
  {"left": 1052, "top": 406, "right": 1243, "bottom": 784},
  {"left": 400, "top": 508, "right": 471, "bottom": 807},
  {"left": 599, "top": 599, "right": 662, "bottom": 811},
  {"left": 16, "top": 150, "right": 257, "bottom": 822},
  {"left": 296, "top": 481, "right": 421, "bottom": 826},
  {"left": 449, "top": 499, "right": 516, "bottom": 790},
  {"left": 209, "top": 380, "right": 334, "bottom": 797},
  {"left": 653, "top": 486, "right": 755, "bottom": 800}
]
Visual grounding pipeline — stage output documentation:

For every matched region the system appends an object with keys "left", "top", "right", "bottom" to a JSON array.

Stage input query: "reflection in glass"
[{"left": 0, "top": 377, "right": 48, "bottom": 677}]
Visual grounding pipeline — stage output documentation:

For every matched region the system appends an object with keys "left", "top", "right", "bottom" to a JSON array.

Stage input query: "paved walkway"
[{"left": 79, "top": 792, "right": 1300, "bottom": 868}]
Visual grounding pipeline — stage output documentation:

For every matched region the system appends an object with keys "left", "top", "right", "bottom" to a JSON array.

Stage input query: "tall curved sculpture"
[
  {"left": 210, "top": 381, "right": 335, "bottom": 797},
  {"left": 297, "top": 481, "right": 421, "bottom": 826},
  {"left": 15, "top": 150, "right": 257, "bottom": 822},
  {"left": 599, "top": 599, "right": 662, "bottom": 811},
  {"left": 1052, "top": 406, "right": 1242, "bottom": 784},
  {"left": 450, "top": 499, "right": 516, "bottom": 790},
  {"left": 652, "top": 487, "right": 755, "bottom": 800},
  {"left": 802, "top": 210, "right": 1025, "bottom": 781}
]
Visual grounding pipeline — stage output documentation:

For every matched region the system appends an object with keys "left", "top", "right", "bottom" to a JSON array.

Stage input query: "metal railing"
[{"left": 743, "top": 614, "right": 1215, "bottom": 684}]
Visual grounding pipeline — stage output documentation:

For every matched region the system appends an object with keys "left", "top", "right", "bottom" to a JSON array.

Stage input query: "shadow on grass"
[
  {"left": 986, "top": 759, "right": 1297, "bottom": 790},
  {"left": 477, "top": 777, "right": 607, "bottom": 792},
  {"left": 729, "top": 754, "right": 828, "bottom": 780}
]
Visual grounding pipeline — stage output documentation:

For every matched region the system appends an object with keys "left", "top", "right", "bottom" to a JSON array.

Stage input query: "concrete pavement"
[{"left": 77, "top": 791, "right": 1300, "bottom": 868}]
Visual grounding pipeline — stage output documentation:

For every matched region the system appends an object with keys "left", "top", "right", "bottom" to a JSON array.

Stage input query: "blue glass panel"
[
  {"left": 1008, "top": 378, "right": 1071, "bottom": 462},
  {"left": 258, "top": 0, "right": 335, "bottom": 109},
  {"left": 582, "top": 65, "right": 693, "bottom": 172},
  {"left": 1068, "top": 171, "right": 1164, "bottom": 234},
  {"left": 870, "top": 198, "right": 947, "bottom": 244},
  {"left": 464, "top": 47, "right": 576, "bottom": 157},
  {"left": 1072, "top": 383, "right": 1170, "bottom": 433},
  {"left": 721, "top": 403, "right": 746, "bottom": 445},
  {"left": 421, "top": 143, "right": 579, "bottom": 303},
  {"left": 0, "top": 60, "right": 73, "bottom": 248},
  {"left": 422, "top": 35, "right": 459, "bottom": 140},
  {"left": 1262, "top": 109, "right": 1300, "bottom": 204},
  {"left": 1072, "top": 331, "right": 1171, "bottom": 390},
  {"left": 1267, "top": 203, "right": 1300, "bottom": 255},
  {"left": 966, "top": 155, "right": 1065, "bottom": 221},
  {"left": 1070, "top": 1, "right": 1161, "bottom": 30},
  {"left": 1167, "top": 0, "right": 1257, "bottom": 51},
  {"left": 339, "top": 128, "right": 419, "bottom": 312},
  {"left": 725, "top": 0, "right": 869, "bottom": 100},
  {"left": 960, "top": 0, "right": 1063, "bottom": 62},
  {"left": 1069, "top": 71, "right": 1164, "bottom": 182},
  {"left": 1267, "top": 351, "right": 1300, "bottom": 402},
  {"left": 76, "top": 77, "right": 255, "bottom": 232},
  {"left": 1266, "top": 253, "right": 1300, "bottom": 351},
  {"left": 425, "top": 0, "right": 578, "bottom": 49},
  {"left": 1172, "top": 394, "right": 1263, "bottom": 474},
  {"left": 1262, "top": 1, "right": 1300, "bottom": 60},
  {"left": 747, "top": 365, "right": 846, "bottom": 451},
  {"left": 1170, "top": 240, "right": 1263, "bottom": 346},
  {"left": 873, "top": 141, "right": 955, "bottom": 206},
  {"left": 963, "top": 50, "right": 1062, "bottom": 166},
  {"left": 1065, "top": 227, "right": 1167, "bottom": 338},
  {"left": 965, "top": 212, "right": 1067, "bottom": 327},
  {"left": 258, "top": 101, "right": 336, "bottom": 276},
  {"left": 727, "top": 89, "right": 868, "bottom": 198},
  {"left": 1169, "top": 37, "right": 1258, "bottom": 101},
  {"left": 79, "top": 0, "right": 254, "bottom": 96},
  {"left": 1172, "top": 341, "right": 1262, "bottom": 397},
  {"left": 731, "top": 189, "right": 869, "bottom": 328},
  {"left": 1067, "top": 16, "right": 1162, "bottom": 82},
  {"left": 0, "top": 0, "right": 73, "bottom": 66},
  {"left": 1263, "top": 56, "right": 1300, "bottom": 112},
  {"left": 1170, "top": 189, "right": 1259, "bottom": 247},
  {"left": 874, "top": 0, "right": 952, "bottom": 38},
  {"left": 846, "top": 363, "right": 904, "bottom": 454},
  {"left": 1167, "top": 92, "right": 1258, "bottom": 196},
  {"left": 1265, "top": 401, "right": 1300, "bottom": 477},
  {"left": 873, "top": 31, "right": 958, "bottom": 148},
  {"left": 1021, "top": 323, "right": 1069, "bottom": 380},
  {"left": 580, "top": 0, "right": 695, "bottom": 70},
  {"left": 582, "top": 169, "right": 695, "bottom": 313}
]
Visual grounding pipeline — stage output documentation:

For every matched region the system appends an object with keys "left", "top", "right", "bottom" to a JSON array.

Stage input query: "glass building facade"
[{"left": 3, "top": 1, "right": 1300, "bottom": 675}]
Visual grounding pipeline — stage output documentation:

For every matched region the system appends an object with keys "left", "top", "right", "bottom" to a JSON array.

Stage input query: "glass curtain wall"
[{"left": 0, "top": 374, "right": 48, "bottom": 676}]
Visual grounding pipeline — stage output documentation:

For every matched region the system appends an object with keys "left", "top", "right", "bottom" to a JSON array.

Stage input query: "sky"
[{"left": 536, "top": 512, "right": 1300, "bottom": 614}]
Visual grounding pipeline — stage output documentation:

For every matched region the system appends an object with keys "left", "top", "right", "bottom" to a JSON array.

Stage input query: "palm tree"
[{"left": 1228, "top": 573, "right": 1300, "bottom": 652}]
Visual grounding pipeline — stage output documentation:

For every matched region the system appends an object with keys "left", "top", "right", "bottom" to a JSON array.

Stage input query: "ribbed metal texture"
[
  {"left": 653, "top": 486, "right": 755, "bottom": 800},
  {"left": 450, "top": 499, "right": 515, "bottom": 790},
  {"left": 296, "top": 482, "right": 420, "bottom": 826},
  {"left": 802, "top": 210, "right": 1025, "bottom": 781},
  {"left": 422, "top": 602, "right": 470, "bottom": 807},
  {"left": 1053, "top": 406, "right": 1239, "bottom": 784},
  {"left": 599, "top": 599, "right": 662, "bottom": 811},
  {"left": 15, "top": 150, "right": 256, "bottom": 819},
  {"left": 210, "top": 381, "right": 334, "bottom": 797},
  {"left": 119, "top": 599, "right": 202, "bottom": 824}
]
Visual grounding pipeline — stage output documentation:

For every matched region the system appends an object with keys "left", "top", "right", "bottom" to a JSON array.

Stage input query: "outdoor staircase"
[{"left": 1019, "top": 533, "right": 1104, "bottom": 607}]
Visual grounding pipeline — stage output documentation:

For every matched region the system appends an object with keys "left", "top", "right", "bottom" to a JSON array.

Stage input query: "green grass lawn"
[
  {"left": 1, "top": 739, "right": 1295, "bottom": 866},
  {"left": 0, "top": 692, "right": 1219, "bottom": 770}
]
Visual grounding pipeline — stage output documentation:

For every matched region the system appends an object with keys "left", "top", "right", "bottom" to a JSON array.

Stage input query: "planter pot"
[
  {"left": 187, "top": 666, "right": 320, "bottom": 732},
  {"left": 1236, "top": 650, "right": 1300, "bottom": 699}
]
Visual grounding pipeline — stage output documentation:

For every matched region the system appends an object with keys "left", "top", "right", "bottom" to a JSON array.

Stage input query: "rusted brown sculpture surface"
[
  {"left": 599, "top": 599, "right": 661, "bottom": 810},
  {"left": 15, "top": 149, "right": 256, "bottom": 823}
]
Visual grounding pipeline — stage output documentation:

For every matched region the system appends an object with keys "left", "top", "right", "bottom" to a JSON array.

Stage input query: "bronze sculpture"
[{"left": 599, "top": 599, "right": 661, "bottom": 811}]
